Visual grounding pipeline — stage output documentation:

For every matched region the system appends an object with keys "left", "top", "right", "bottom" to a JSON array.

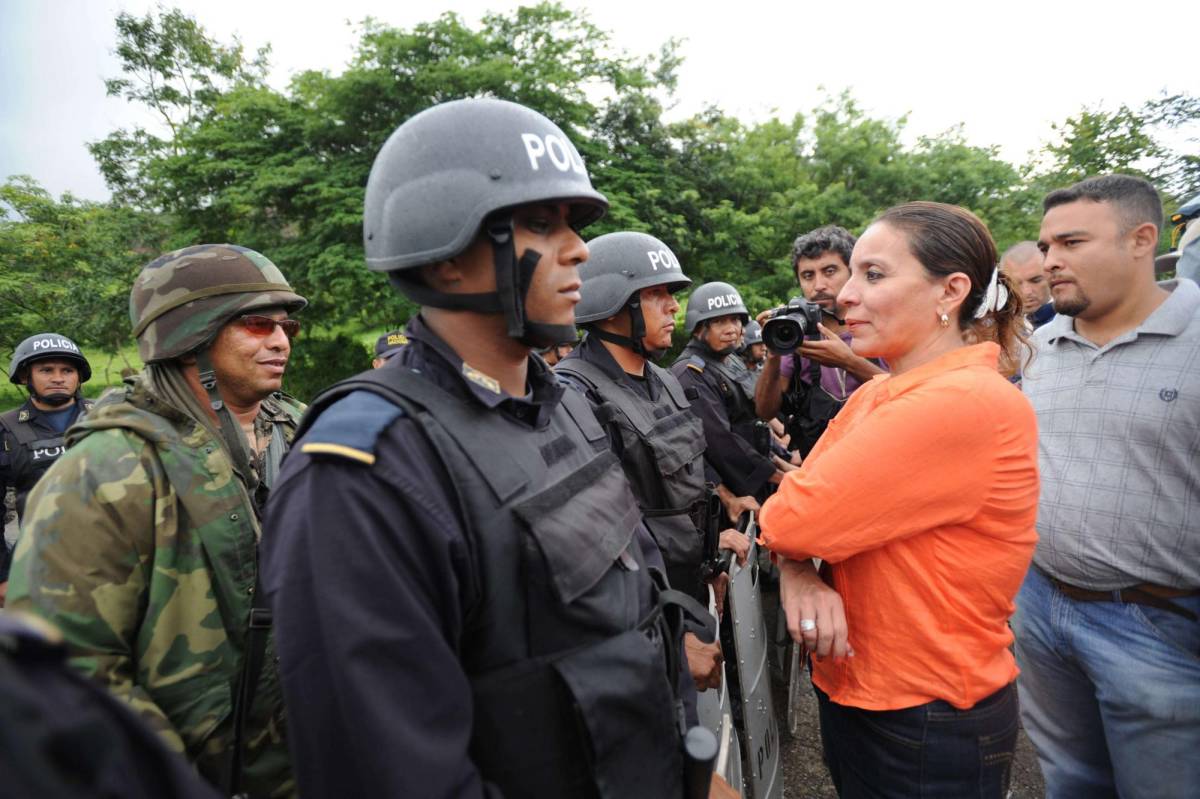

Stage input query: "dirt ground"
[{"left": 757, "top": 584, "right": 1045, "bottom": 798}]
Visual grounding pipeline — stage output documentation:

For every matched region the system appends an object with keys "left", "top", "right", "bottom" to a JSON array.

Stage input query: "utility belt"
[{"left": 1038, "top": 565, "right": 1199, "bottom": 622}]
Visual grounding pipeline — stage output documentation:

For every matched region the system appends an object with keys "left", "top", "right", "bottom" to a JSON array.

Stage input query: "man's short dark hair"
[
  {"left": 1043, "top": 174, "right": 1163, "bottom": 234},
  {"left": 791, "top": 225, "right": 856, "bottom": 271}
]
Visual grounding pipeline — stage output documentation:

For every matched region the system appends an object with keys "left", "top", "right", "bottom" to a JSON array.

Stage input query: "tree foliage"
[
  {"left": 4, "top": 4, "right": 1195, "bottom": 399},
  {"left": 0, "top": 176, "right": 166, "bottom": 360}
]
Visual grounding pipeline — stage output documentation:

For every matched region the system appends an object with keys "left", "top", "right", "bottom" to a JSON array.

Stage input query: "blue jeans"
[
  {"left": 814, "top": 682, "right": 1018, "bottom": 798},
  {"left": 1012, "top": 566, "right": 1200, "bottom": 799}
]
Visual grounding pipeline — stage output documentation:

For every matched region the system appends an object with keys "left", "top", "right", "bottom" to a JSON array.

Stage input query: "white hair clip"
[{"left": 974, "top": 266, "right": 1010, "bottom": 319}]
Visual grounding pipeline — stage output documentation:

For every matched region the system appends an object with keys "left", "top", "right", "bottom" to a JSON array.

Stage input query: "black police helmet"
[
  {"left": 684, "top": 282, "right": 749, "bottom": 335},
  {"left": 575, "top": 232, "right": 692, "bottom": 323},
  {"left": 364, "top": 98, "right": 608, "bottom": 348},
  {"left": 9, "top": 333, "right": 92, "bottom": 384}
]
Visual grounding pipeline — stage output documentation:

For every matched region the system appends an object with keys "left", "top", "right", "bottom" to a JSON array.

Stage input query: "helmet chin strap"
[
  {"left": 390, "top": 213, "right": 574, "bottom": 349},
  {"left": 696, "top": 323, "right": 737, "bottom": 358},
  {"left": 26, "top": 382, "right": 74, "bottom": 408},
  {"left": 587, "top": 296, "right": 668, "bottom": 361}
]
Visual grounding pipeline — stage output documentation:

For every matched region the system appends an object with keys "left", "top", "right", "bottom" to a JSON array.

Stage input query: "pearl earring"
[{"left": 939, "top": 312, "right": 950, "bottom": 328}]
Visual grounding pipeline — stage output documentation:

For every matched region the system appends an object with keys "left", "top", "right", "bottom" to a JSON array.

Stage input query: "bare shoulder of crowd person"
[
  {"left": 262, "top": 98, "right": 723, "bottom": 798},
  {"left": 1015, "top": 173, "right": 1200, "bottom": 797},
  {"left": 754, "top": 225, "right": 885, "bottom": 458},
  {"left": 0, "top": 610, "right": 222, "bottom": 799},
  {"left": 7, "top": 244, "right": 307, "bottom": 797},
  {"left": 0, "top": 334, "right": 95, "bottom": 604},
  {"left": 760, "top": 202, "right": 1038, "bottom": 797}
]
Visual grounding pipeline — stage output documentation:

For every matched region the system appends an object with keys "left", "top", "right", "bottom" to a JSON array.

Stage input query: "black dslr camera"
[{"left": 761, "top": 297, "right": 824, "bottom": 353}]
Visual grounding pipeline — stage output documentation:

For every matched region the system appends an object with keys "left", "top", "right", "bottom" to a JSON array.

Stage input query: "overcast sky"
[{"left": 2, "top": 0, "right": 1195, "bottom": 203}]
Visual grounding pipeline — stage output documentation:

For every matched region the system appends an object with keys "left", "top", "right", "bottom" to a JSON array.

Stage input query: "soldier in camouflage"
[{"left": 7, "top": 244, "right": 307, "bottom": 798}]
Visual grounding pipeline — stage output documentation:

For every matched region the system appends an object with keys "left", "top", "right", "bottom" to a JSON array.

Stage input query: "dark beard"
[{"left": 1052, "top": 291, "right": 1091, "bottom": 317}]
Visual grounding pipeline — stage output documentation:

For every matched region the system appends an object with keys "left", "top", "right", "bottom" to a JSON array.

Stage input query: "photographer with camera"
[
  {"left": 755, "top": 226, "right": 885, "bottom": 457},
  {"left": 672, "top": 282, "right": 794, "bottom": 503}
]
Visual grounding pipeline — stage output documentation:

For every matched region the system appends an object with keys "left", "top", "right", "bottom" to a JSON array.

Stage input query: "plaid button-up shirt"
[{"left": 1023, "top": 279, "right": 1200, "bottom": 590}]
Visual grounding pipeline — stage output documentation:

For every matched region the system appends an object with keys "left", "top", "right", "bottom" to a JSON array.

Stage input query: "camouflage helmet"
[
  {"left": 8, "top": 333, "right": 92, "bottom": 384},
  {"left": 130, "top": 244, "right": 307, "bottom": 363}
]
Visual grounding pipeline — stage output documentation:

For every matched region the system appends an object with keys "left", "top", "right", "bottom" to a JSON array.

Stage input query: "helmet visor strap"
[
  {"left": 487, "top": 216, "right": 526, "bottom": 340},
  {"left": 587, "top": 298, "right": 667, "bottom": 361},
  {"left": 26, "top": 380, "right": 74, "bottom": 407}
]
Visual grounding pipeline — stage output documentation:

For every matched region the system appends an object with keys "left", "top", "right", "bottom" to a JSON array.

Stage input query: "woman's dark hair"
[{"left": 874, "top": 201, "right": 1028, "bottom": 376}]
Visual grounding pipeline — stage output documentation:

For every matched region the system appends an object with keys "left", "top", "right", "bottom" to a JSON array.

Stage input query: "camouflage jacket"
[{"left": 7, "top": 377, "right": 303, "bottom": 798}]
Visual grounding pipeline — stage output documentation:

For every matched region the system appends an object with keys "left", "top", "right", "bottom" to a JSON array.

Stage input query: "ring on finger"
[{"left": 799, "top": 618, "right": 817, "bottom": 632}]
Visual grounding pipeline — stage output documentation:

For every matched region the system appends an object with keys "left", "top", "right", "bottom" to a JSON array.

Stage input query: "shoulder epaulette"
[
  {"left": 299, "top": 390, "right": 406, "bottom": 466},
  {"left": 685, "top": 355, "right": 706, "bottom": 374}
]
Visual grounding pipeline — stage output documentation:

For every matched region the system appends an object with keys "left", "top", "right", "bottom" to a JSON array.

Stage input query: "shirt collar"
[
  {"left": 1042, "top": 278, "right": 1199, "bottom": 346},
  {"left": 875, "top": 342, "right": 1000, "bottom": 401},
  {"left": 401, "top": 315, "right": 564, "bottom": 423},
  {"left": 573, "top": 335, "right": 660, "bottom": 401},
  {"left": 17, "top": 397, "right": 79, "bottom": 425}
]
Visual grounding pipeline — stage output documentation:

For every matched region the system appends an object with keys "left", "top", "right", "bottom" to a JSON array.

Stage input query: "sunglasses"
[{"left": 235, "top": 315, "right": 301, "bottom": 339}]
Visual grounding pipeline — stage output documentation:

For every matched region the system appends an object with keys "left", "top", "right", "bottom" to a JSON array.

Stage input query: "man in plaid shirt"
[{"left": 1015, "top": 174, "right": 1200, "bottom": 799}]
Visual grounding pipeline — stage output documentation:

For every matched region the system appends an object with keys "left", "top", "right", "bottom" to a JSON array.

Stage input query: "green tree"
[{"left": 0, "top": 176, "right": 166, "bottom": 361}]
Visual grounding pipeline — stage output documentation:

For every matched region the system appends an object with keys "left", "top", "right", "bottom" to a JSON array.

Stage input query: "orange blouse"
[{"left": 759, "top": 343, "right": 1039, "bottom": 710}]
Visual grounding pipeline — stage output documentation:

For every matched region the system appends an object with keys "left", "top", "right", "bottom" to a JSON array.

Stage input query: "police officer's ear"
[
  {"left": 419, "top": 260, "right": 464, "bottom": 292},
  {"left": 420, "top": 238, "right": 494, "bottom": 293}
]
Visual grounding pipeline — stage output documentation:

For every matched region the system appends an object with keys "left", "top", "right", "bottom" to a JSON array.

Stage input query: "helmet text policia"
[
  {"left": 575, "top": 231, "right": 691, "bottom": 357},
  {"left": 363, "top": 98, "right": 608, "bottom": 347},
  {"left": 683, "top": 282, "right": 749, "bottom": 336},
  {"left": 8, "top": 334, "right": 92, "bottom": 384}
]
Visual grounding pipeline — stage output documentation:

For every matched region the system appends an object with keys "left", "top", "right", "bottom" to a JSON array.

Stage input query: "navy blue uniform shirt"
[
  {"left": 262, "top": 316, "right": 684, "bottom": 798},
  {"left": 670, "top": 342, "right": 775, "bottom": 498}
]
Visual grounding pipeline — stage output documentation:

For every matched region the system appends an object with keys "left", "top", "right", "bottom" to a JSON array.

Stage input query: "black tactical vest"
[
  {"left": 679, "top": 342, "right": 758, "bottom": 440},
  {"left": 302, "top": 368, "right": 683, "bottom": 799},
  {"left": 556, "top": 358, "right": 708, "bottom": 598},
  {"left": 1, "top": 399, "right": 93, "bottom": 517}
]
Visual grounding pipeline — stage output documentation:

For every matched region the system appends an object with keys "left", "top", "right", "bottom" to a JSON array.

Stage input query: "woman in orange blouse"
[{"left": 759, "top": 202, "right": 1038, "bottom": 798}]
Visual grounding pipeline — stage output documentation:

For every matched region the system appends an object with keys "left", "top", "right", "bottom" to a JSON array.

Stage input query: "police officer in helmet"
[
  {"left": 672, "top": 284, "right": 795, "bottom": 503},
  {"left": 1, "top": 334, "right": 94, "bottom": 603},
  {"left": 263, "top": 99, "right": 716, "bottom": 798},
  {"left": 557, "top": 232, "right": 751, "bottom": 693}
]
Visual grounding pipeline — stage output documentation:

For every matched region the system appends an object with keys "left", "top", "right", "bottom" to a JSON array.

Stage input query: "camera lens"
[{"left": 763, "top": 317, "right": 801, "bottom": 353}]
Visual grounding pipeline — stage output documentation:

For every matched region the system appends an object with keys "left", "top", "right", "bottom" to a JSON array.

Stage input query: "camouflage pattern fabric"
[
  {"left": 6, "top": 375, "right": 303, "bottom": 798},
  {"left": 130, "top": 244, "right": 306, "bottom": 363}
]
